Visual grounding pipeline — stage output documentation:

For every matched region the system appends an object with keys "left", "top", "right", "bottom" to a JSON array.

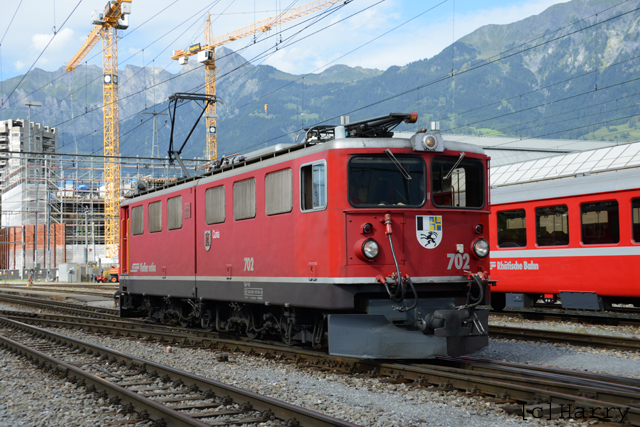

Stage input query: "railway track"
[
  {"left": 3, "top": 293, "right": 640, "bottom": 352},
  {"left": 528, "top": 303, "right": 640, "bottom": 315},
  {"left": 0, "top": 316, "right": 358, "bottom": 427},
  {"left": 0, "top": 283, "right": 117, "bottom": 297},
  {"left": 488, "top": 325, "right": 640, "bottom": 351},
  {"left": 492, "top": 310, "right": 640, "bottom": 327},
  {"left": 0, "top": 293, "right": 119, "bottom": 317},
  {"left": 3, "top": 293, "right": 640, "bottom": 424},
  {"left": 3, "top": 309, "right": 640, "bottom": 424}
]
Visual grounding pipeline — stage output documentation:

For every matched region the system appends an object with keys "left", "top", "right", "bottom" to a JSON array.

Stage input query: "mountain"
[{"left": 1, "top": 0, "right": 639, "bottom": 161}]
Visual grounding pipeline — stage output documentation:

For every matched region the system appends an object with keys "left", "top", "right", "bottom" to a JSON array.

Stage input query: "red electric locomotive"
[
  {"left": 118, "top": 113, "right": 492, "bottom": 359},
  {"left": 489, "top": 144, "right": 640, "bottom": 311}
]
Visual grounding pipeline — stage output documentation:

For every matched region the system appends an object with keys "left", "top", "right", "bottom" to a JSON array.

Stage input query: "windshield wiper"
[
  {"left": 444, "top": 152, "right": 465, "bottom": 180},
  {"left": 384, "top": 149, "right": 411, "bottom": 180}
]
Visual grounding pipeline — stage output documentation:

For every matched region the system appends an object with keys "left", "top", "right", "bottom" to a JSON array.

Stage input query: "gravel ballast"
[{"left": 1, "top": 299, "right": 640, "bottom": 426}]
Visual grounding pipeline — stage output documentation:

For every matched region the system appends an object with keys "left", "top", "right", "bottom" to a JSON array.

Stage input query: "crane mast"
[
  {"left": 66, "top": 0, "right": 131, "bottom": 260},
  {"left": 172, "top": 0, "right": 341, "bottom": 161}
]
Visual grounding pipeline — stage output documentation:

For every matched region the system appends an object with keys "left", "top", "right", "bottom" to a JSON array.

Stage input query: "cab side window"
[{"left": 301, "top": 161, "right": 326, "bottom": 212}]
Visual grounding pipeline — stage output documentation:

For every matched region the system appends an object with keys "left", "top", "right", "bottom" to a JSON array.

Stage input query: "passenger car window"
[
  {"left": 432, "top": 157, "right": 484, "bottom": 208},
  {"left": 131, "top": 206, "right": 144, "bottom": 235},
  {"left": 233, "top": 178, "right": 256, "bottom": 220},
  {"left": 497, "top": 209, "right": 526, "bottom": 248},
  {"left": 348, "top": 155, "right": 425, "bottom": 207},
  {"left": 536, "top": 205, "right": 568, "bottom": 246},
  {"left": 148, "top": 201, "right": 162, "bottom": 233},
  {"left": 205, "top": 186, "right": 225, "bottom": 224},
  {"left": 167, "top": 196, "right": 183, "bottom": 230},
  {"left": 633, "top": 198, "right": 640, "bottom": 243},
  {"left": 581, "top": 200, "right": 619, "bottom": 245},
  {"left": 301, "top": 161, "right": 326, "bottom": 211},
  {"left": 266, "top": 169, "right": 293, "bottom": 215}
]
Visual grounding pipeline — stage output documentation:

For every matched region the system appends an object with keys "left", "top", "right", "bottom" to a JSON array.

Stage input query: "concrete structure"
[{"left": 0, "top": 118, "right": 57, "bottom": 183}]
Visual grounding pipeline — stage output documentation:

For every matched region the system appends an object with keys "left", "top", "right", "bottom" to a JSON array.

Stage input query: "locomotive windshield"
[
  {"left": 431, "top": 156, "right": 484, "bottom": 208},
  {"left": 348, "top": 155, "right": 425, "bottom": 207}
]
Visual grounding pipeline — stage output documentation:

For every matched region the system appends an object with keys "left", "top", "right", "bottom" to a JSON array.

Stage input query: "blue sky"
[{"left": 0, "top": 0, "right": 568, "bottom": 81}]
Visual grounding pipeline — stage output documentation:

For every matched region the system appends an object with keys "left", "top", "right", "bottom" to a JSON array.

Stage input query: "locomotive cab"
[{"left": 326, "top": 119, "right": 491, "bottom": 358}]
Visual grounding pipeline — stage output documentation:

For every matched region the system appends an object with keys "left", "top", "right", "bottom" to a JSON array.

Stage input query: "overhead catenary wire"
[
  {"left": 0, "top": 0, "right": 24, "bottom": 106},
  {"left": 1, "top": 0, "right": 83, "bottom": 109},
  {"left": 62, "top": 0, "right": 640, "bottom": 160},
  {"left": 12, "top": 0, "right": 639, "bottom": 164},
  {"left": 54, "top": 0, "right": 352, "bottom": 151},
  {"left": 226, "top": 2, "right": 640, "bottom": 156}
]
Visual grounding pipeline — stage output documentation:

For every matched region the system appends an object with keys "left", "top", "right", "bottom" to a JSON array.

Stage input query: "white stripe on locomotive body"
[
  {"left": 492, "top": 246, "right": 640, "bottom": 258},
  {"left": 127, "top": 275, "right": 470, "bottom": 284},
  {"left": 121, "top": 137, "right": 485, "bottom": 206},
  {"left": 491, "top": 167, "right": 640, "bottom": 205}
]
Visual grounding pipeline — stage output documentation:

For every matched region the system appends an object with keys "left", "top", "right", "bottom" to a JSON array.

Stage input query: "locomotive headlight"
[
  {"left": 422, "top": 135, "right": 437, "bottom": 150},
  {"left": 472, "top": 238, "right": 489, "bottom": 259},
  {"left": 363, "top": 239, "right": 380, "bottom": 259}
]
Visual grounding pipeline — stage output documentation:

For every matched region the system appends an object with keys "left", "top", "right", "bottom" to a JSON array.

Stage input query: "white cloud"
[
  {"left": 31, "top": 27, "right": 75, "bottom": 52},
  {"left": 0, "top": 0, "right": 570, "bottom": 80}
]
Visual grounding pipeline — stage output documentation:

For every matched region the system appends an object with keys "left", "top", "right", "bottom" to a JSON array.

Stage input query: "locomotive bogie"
[{"left": 119, "top": 116, "right": 492, "bottom": 358}]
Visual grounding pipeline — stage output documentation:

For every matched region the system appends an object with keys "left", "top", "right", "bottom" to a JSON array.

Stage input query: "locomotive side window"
[
  {"left": 431, "top": 157, "right": 484, "bottom": 208},
  {"left": 348, "top": 155, "right": 425, "bottom": 207},
  {"left": 300, "top": 161, "right": 326, "bottom": 212},
  {"left": 131, "top": 205, "right": 144, "bottom": 236},
  {"left": 148, "top": 201, "right": 162, "bottom": 233},
  {"left": 536, "top": 205, "right": 568, "bottom": 246},
  {"left": 233, "top": 178, "right": 257, "bottom": 220},
  {"left": 167, "top": 196, "right": 183, "bottom": 230},
  {"left": 633, "top": 198, "right": 640, "bottom": 243},
  {"left": 497, "top": 209, "right": 526, "bottom": 247},
  {"left": 266, "top": 168, "right": 293, "bottom": 216},
  {"left": 205, "top": 186, "right": 225, "bottom": 224},
  {"left": 581, "top": 200, "right": 619, "bottom": 245}
]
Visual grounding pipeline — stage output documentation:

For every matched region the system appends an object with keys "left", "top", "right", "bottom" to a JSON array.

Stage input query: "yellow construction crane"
[
  {"left": 66, "top": 0, "right": 132, "bottom": 260},
  {"left": 171, "top": 0, "right": 340, "bottom": 161}
]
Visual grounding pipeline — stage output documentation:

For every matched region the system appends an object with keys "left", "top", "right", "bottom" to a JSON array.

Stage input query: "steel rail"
[
  {"left": 2, "top": 286, "right": 116, "bottom": 297},
  {"left": 6, "top": 311, "right": 640, "bottom": 424},
  {"left": 488, "top": 325, "right": 640, "bottom": 351},
  {"left": 492, "top": 310, "right": 640, "bottom": 327},
  {"left": 4, "top": 293, "right": 640, "bottom": 424},
  {"left": 0, "top": 293, "right": 119, "bottom": 317},
  {"left": 0, "top": 316, "right": 359, "bottom": 427}
]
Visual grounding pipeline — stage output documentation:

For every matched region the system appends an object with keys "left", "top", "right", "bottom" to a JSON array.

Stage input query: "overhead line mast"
[
  {"left": 171, "top": 0, "right": 341, "bottom": 161},
  {"left": 66, "top": 0, "right": 132, "bottom": 260}
]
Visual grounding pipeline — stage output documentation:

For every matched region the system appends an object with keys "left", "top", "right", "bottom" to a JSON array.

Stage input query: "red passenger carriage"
[
  {"left": 118, "top": 113, "right": 492, "bottom": 358},
  {"left": 489, "top": 144, "right": 640, "bottom": 311}
]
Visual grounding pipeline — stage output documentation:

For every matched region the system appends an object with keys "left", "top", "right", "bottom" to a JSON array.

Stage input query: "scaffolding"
[{"left": 0, "top": 152, "right": 205, "bottom": 271}]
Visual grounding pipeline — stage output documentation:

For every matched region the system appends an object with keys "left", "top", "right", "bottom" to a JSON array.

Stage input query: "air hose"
[{"left": 383, "top": 214, "right": 418, "bottom": 312}]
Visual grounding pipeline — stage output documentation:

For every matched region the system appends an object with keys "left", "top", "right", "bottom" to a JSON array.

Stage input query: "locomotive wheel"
[
  {"left": 246, "top": 325, "right": 259, "bottom": 340},
  {"left": 200, "top": 309, "right": 214, "bottom": 330},
  {"left": 280, "top": 314, "right": 294, "bottom": 346}
]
